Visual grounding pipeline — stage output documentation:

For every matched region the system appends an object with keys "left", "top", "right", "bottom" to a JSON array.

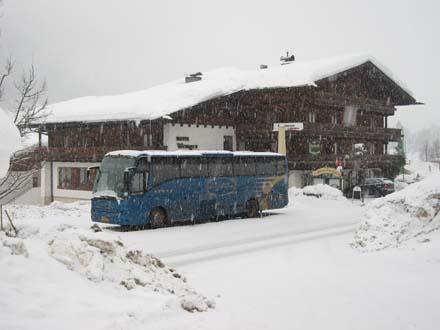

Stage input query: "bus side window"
[
  {"left": 256, "top": 157, "right": 269, "bottom": 176},
  {"left": 131, "top": 172, "right": 145, "bottom": 193},
  {"left": 233, "top": 157, "right": 244, "bottom": 176},
  {"left": 137, "top": 157, "right": 149, "bottom": 172},
  {"left": 180, "top": 157, "right": 202, "bottom": 177},
  {"left": 233, "top": 156, "right": 255, "bottom": 176},
  {"left": 277, "top": 157, "right": 286, "bottom": 175},
  {"left": 207, "top": 157, "right": 232, "bottom": 177},
  {"left": 153, "top": 157, "right": 180, "bottom": 185}
]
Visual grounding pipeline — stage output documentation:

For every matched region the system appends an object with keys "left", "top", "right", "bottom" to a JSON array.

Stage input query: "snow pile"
[
  {"left": 1, "top": 202, "right": 214, "bottom": 315},
  {"left": 302, "top": 184, "right": 345, "bottom": 200},
  {"left": 42, "top": 54, "right": 414, "bottom": 124},
  {"left": 0, "top": 108, "right": 21, "bottom": 177},
  {"left": 48, "top": 230, "right": 214, "bottom": 312},
  {"left": 353, "top": 174, "right": 440, "bottom": 251}
]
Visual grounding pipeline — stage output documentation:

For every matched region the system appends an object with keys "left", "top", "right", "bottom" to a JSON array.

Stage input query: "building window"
[
  {"left": 308, "top": 112, "right": 316, "bottom": 123},
  {"left": 343, "top": 105, "right": 358, "bottom": 127},
  {"left": 331, "top": 113, "right": 338, "bottom": 125},
  {"left": 224, "top": 135, "right": 233, "bottom": 151},
  {"left": 32, "top": 175, "right": 40, "bottom": 188},
  {"left": 143, "top": 134, "right": 152, "bottom": 147},
  {"left": 57, "top": 167, "right": 96, "bottom": 191},
  {"left": 309, "top": 141, "right": 321, "bottom": 155}
]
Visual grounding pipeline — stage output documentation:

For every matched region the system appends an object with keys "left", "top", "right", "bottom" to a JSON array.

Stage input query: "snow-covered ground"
[{"left": 1, "top": 179, "right": 440, "bottom": 329}]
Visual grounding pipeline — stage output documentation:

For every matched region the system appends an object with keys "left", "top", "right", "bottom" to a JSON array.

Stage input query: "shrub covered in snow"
[{"left": 352, "top": 174, "right": 440, "bottom": 251}]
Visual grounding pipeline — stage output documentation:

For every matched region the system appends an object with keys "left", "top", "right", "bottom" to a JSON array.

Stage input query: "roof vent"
[
  {"left": 260, "top": 64, "right": 268, "bottom": 70},
  {"left": 280, "top": 51, "right": 295, "bottom": 65},
  {"left": 185, "top": 72, "right": 203, "bottom": 83}
]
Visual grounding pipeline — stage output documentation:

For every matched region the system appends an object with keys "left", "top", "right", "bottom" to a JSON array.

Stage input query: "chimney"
[
  {"left": 280, "top": 51, "right": 295, "bottom": 65},
  {"left": 185, "top": 72, "right": 203, "bottom": 83}
]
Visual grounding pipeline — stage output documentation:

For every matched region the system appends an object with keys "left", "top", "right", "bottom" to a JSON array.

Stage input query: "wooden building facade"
[{"left": 21, "top": 58, "right": 419, "bottom": 204}]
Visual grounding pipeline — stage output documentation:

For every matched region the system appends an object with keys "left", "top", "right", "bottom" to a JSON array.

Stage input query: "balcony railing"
[
  {"left": 288, "top": 123, "right": 402, "bottom": 141},
  {"left": 288, "top": 153, "right": 404, "bottom": 170},
  {"left": 33, "top": 146, "right": 167, "bottom": 162}
]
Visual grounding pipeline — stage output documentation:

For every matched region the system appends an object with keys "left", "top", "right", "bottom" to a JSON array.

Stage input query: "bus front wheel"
[
  {"left": 149, "top": 208, "right": 167, "bottom": 229},
  {"left": 245, "top": 199, "right": 260, "bottom": 218}
]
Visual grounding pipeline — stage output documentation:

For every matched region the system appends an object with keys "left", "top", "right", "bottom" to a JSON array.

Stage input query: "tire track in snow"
[{"left": 158, "top": 223, "right": 358, "bottom": 267}]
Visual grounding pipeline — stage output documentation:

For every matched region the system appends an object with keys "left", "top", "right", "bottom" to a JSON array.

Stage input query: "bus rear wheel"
[
  {"left": 245, "top": 199, "right": 260, "bottom": 218},
  {"left": 149, "top": 208, "right": 167, "bottom": 229}
]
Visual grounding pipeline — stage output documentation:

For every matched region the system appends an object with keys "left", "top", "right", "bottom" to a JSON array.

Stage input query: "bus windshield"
[{"left": 93, "top": 156, "right": 135, "bottom": 198}]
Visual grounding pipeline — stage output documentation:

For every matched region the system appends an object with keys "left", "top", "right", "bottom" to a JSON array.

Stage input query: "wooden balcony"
[
  {"left": 288, "top": 153, "right": 404, "bottom": 170},
  {"left": 33, "top": 146, "right": 167, "bottom": 163},
  {"left": 313, "top": 91, "right": 396, "bottom": 115},
  {"left": 288, "top": 123, "right": 402, "bottom": 142}
]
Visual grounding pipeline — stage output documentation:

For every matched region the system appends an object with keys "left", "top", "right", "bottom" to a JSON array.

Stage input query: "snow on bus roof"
[
  {"left": 106, "top": 150, "right": 284, "bottom": 158},
  {"left": 42, "top": 54, "right": 413, "bottom": 125}
]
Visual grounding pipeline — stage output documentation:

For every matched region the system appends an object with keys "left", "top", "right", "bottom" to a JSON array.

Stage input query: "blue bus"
[{"left": 91, "top": 150, "right": 288, "bottom": 228}]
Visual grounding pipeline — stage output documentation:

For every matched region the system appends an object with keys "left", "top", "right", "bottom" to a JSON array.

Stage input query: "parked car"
[{"left": 362, "top": 178, "right": 395, "bottom": 197}]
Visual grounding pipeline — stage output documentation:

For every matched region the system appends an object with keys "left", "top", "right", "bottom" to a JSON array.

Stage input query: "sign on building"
[{"left": 273, "top": 122, "right": 304, "bottom": 131}]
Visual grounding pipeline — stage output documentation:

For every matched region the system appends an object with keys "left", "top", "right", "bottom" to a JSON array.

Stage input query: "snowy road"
[
  {"left": 157, "top": 222, "right": 358, "bottom": 267},
  {"left": 118, "top": 197, "right": 363, "bottom": 267}
]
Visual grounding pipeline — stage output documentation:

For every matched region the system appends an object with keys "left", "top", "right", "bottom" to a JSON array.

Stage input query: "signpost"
[{"left": 273, "top": 123, "right": 304, "bottom": 155}]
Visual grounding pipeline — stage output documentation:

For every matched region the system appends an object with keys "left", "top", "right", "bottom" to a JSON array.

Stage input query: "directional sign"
[{"left": 273, "top": 122, "right": 304, "bottom": 132}]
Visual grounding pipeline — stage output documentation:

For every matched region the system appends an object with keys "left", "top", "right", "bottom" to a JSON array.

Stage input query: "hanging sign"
[
  {"left": 312, "top": 167, "right": 342, "bottom": 177},
  {"left": 273, "top": 122, "right": 304, "bottom": 132}
]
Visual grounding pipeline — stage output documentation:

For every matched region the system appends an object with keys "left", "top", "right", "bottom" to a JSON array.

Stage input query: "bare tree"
[
  {"left": 0, "top": 57, "right": 13, "bottom": 99},
  {"left": 13, "top": 64, "right": 48, "bottom": 136},
  {"left": 0, "top": 4, "right": 48, "bottom": 203}
]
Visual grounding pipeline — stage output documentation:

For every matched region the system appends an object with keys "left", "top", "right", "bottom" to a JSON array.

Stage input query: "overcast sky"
[{"left": 1, "top": 0, "right": 438, "bottom": 131}]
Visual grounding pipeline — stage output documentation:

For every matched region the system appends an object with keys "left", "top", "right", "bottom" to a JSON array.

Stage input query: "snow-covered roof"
[
  {"left": 43, "top": 54, "right": 414, "bottom": 125},
  {"left": 106, "top": 150, "right": 284, "bottom": 158}
]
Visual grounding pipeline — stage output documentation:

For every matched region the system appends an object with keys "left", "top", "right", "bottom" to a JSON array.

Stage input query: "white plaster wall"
[
  {"left": 163, "top": 123, "right": 236, "bottom": 151},
  {"left": 14, "top": 187, "right": 41, "bottom": 205},
  {"left": 40, "top": 162, "right": 52, "bottom": 205}
]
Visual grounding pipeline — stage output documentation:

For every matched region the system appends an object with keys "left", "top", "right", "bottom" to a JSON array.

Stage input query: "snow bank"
[
  {"left": 0, "top": 108, "right": 21, "bottom": 177},
  {"left": 353, "top": 174, "right": 440, "bottom": 251},
  {"left": 302, "top": 184, "right": 345, "bottom": 200},
  {"left": 0, "top": 202, "right": 214, "bottom": 317},
  {"left": 42, "top": 54, "right": 414, "bottom": 124},
  {"left": 48, "top": 230, "right": 214, "bottom": 312}
]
